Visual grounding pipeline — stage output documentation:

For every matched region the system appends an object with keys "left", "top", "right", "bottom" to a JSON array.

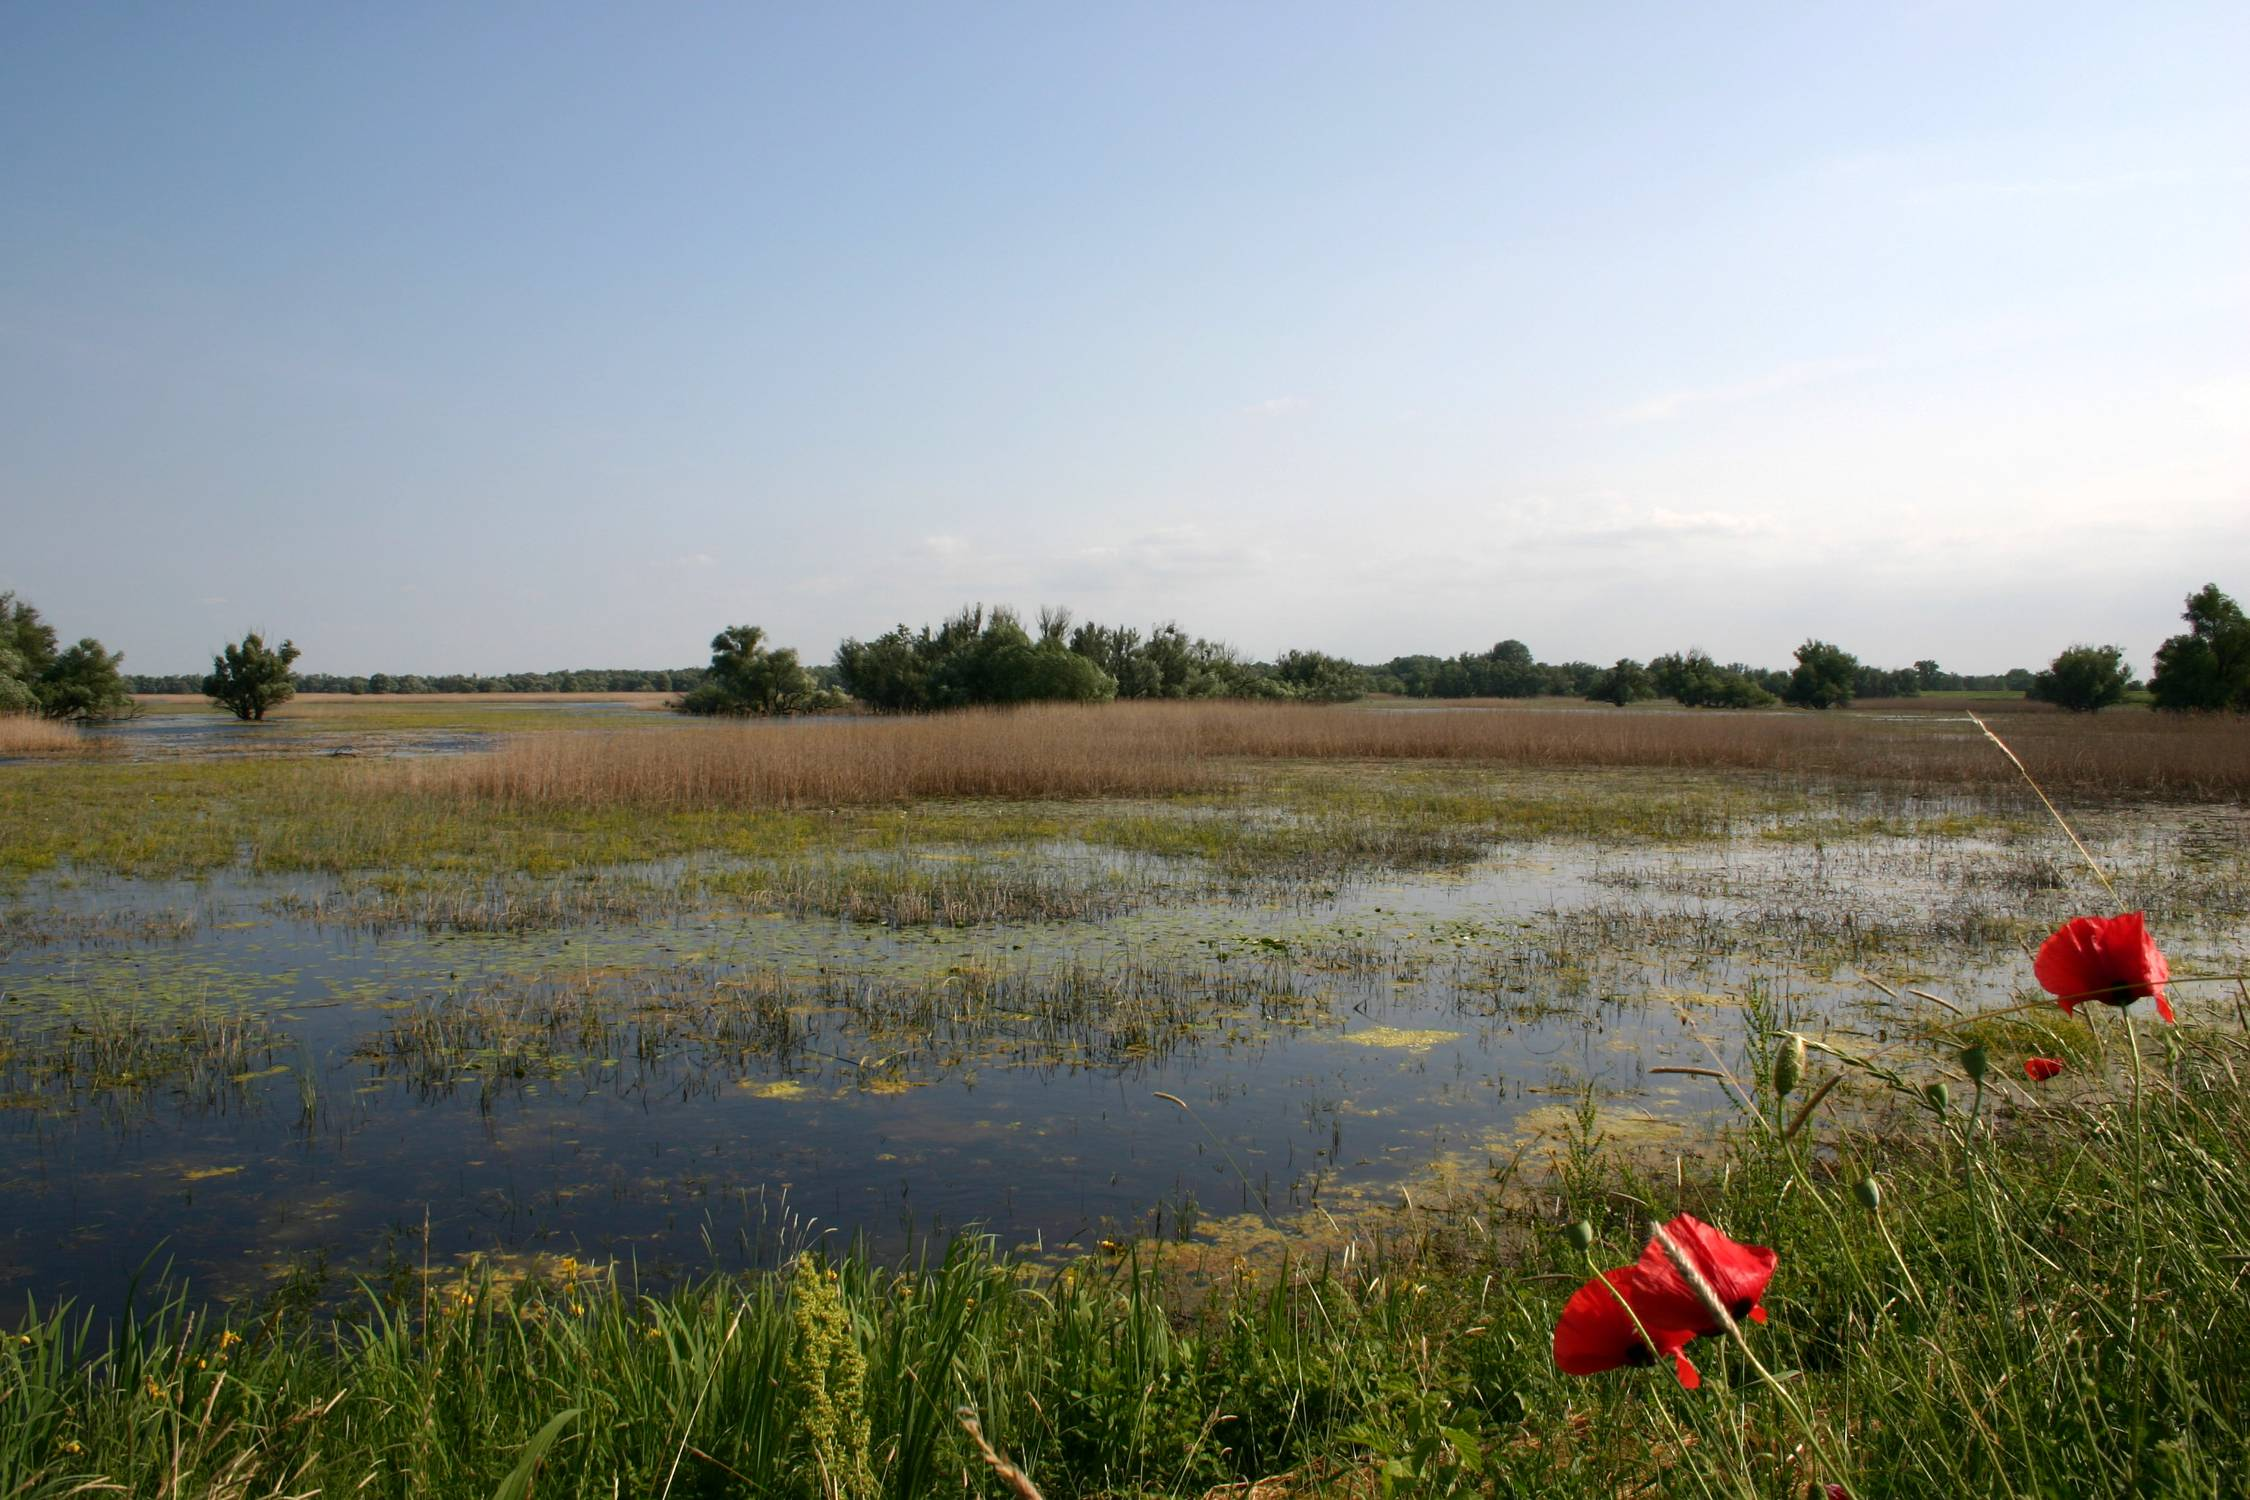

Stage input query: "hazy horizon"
[{"left": 5, "top": 4, "right": 2244, "bottom": 678}]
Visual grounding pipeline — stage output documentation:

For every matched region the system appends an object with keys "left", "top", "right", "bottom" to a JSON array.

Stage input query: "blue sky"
[{"left": 4, "top": 3, "right": 2245, "bottom": 676}]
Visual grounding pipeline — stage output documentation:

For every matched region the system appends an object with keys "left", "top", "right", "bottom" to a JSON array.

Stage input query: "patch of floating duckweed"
[
  {"left": 1644, "top": 987, "right": 1746, "bottom": 1009},
  {"left": 1336, "top": 1026, "right": 1461, "bottom": 1050},
  {"left": 1508, "top": 1103, "right": 1688, "bottom": 1149}
]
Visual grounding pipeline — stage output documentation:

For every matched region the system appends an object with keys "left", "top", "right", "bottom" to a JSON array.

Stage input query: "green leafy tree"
[
  {"left": 1784, "top": 639, "right": 1859, "bottom": 709},
  {"left": 1649, "top": 649, "right": 1776, "bottom": 708},
  {"left": 1586, "top": 658, "right": 1656, "bottom": 707},
  {"left": 0, "top": 637, "right": 33, "bottom": 714},
  {"left": 1, "top": 592, "right": 57, "bottom": 713},
  {"left": 836, "top": 605, "right": 1117, "bottom": 710},
  {"left": 1854, "top": 663, "right": 1921, "bottom": 698},
  {"left": 678, "top": 625, "right": 827, "bottom": 715},
  {"left": 834, "top": 626, "right": 934, "bottom": 711},
  {"left": 36, "top": 638, "right": 133, "bottom": 720},
  {"left": 1272, "top": 649, "right": 1367, "bottom": 703},
  {"left": 202, "top": 632, "right": 302, "bottom": 720},
  {"left": 3, "top": 591, "right": 129, "bottom": 718},
  {"left": 2029, "top": 644, "right": 2131, "bottom": 713},
  {"left": 2149, "top": 583, "right": 2250, "bottom": 712}
]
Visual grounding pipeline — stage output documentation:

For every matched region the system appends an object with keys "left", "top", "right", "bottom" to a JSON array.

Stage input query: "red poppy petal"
[
  {"left": 1748, "top": 1303, "right": 1767, "bottom": 1323},
  {"left": 2037, "top": 913, "right": 2173, "bottom": 1014},
  {"left": 2023, "top": 1056, "right": 2064, "bottom": 1082},
  {"left": 1554, "top": 1267, "right": 1701, "bottom": 1379},
  {"left": 2155, "top": 993, "right": 2175, "bottom": 1024},
  {"left": 2033, "top": 921, "right": 2104, "bottom": 1004},
  {"left": 1553, "top": 1269, "right": 1641, "bottom": 1375},
  {"left": 1634, "top": 1214, "right": 1777, "bottom": 1334},
  {"left": 1672, "top": 1348, "right": 1701, "bottom": 1389}
]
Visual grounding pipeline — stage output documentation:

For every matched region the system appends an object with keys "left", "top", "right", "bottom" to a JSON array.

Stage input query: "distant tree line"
[
  {"left": 128, "top": 667, "right": 710, "bottom": 695},
  {"left": 1367, "top": 640, "right": 1600, "bottom": 699},
  {"left": 38, "top": 578, "right": 2250, "bottom": 721}
]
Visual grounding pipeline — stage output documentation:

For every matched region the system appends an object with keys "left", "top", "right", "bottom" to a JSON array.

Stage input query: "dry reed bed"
[
  {"left": 395, "top": 701, "right": 2250, "bottom": 812},
  {"left": 0, "top": 715, "right": 97, "bottom": 756},
  {"left": 396, "top": 706, "right": 1219, "bottom": 809}
]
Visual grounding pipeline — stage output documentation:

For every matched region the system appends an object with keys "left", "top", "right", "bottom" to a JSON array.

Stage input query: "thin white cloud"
[
  {"left": 1610, "top": 358, "right": 1874, "bottom": 424},
  {"left": 2183, "top": 377, "right": 2250, "bottom": 435},
  {"left": 1908, "top": 166, "right": 2214, "bottom": 205},
  {"left": 920, "top": 535, "right": 971, "bottom": 559},
  {"left": 1456, "top": 493, "right": 1787, "bottom": 557},
  {"left": 1066, "top": 524, "right": 1270, "bottom": 585},
  {"left": 649, "top": 551, "right": 718, "bottom": 569},
  {"left": 1244, "top": 396, "right": 1306, "bottom": 417},
  {"left": 1643, "top": 508, "right": 1770, "bottom": 538}
]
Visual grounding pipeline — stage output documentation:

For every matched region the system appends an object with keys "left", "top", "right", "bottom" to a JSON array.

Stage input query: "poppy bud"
[
  {"left": 1773, "top": 1033, "right": 1806, "bottom": 1097},
  {"left": 1925, "top": 1081, "right": 1950, "bottom": 1112},
  {"left": 1959, "top": 1043, "right": 1988, "bottom": 1085},
  {"left": 1563, "top": 1220, "right": 1594, "bottom": 1252},
  {"left": 1852, "top": 1176, "right": 1881, "bottom": 1211}
]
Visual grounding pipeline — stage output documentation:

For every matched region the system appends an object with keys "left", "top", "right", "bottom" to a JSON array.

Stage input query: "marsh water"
[{"left": 6, "top": 714, "right": 2245, "bottom": 1323}]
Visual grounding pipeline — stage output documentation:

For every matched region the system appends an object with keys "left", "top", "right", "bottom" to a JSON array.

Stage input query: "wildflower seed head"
[
  {"left": 1959, "top": 1043, "right": 1988, "bottom": 1085},
  {"left": 1564, "top": 1219, "right": 1594, "bottom": 1252},
  {"left": 1773, "top": 1033, "right": 1806, "bottom": 1098},
  {"left": 1853, "top": 1176, "right": 1881, "bottom": 1212},
  {"left": 1925, "top": 1081, "right": 1950, "bottom": 1113}
]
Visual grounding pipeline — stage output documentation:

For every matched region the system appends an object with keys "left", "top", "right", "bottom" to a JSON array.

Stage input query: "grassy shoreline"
[{"left": 6, "top": 999, "right": 2245, "bottom": 1497}]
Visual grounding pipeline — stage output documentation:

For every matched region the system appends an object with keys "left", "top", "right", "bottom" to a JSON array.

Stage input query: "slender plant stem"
[{"left": 2122, "top": 1010, "right": 2150, "bottom": 1494}]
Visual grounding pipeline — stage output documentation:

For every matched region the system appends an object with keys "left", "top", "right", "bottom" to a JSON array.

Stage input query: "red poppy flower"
[
  {"left": 2024, "top": 1056, "right": 2064, "bottom": 1082},
  {"left": 1631, "top": 1213, "right": 1777, "bottom": 1336},
  {"left": 2034, "top": 912, "right": 2173, "bottom": 1024},
  {"left": 1552, "top": 1265, "right": 1703, "bottom": 1388}
]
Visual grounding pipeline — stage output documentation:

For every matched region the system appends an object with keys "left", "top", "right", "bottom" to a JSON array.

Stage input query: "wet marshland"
[{"left": 5, "top": 707, "right": 2246, "bottom": 1322}]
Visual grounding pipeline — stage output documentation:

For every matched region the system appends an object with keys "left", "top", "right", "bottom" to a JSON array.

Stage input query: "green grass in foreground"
[{"left": 6, "top": 1006, "right": 2244, "bottom": 1498}]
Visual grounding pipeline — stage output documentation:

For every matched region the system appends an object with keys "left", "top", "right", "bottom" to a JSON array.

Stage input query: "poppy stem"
[
  {"left": 1647, "top": 1222, "right": 1851, "bottom": 1488},
  {"left": 2122, "top": 1010, "right": 2151, "bottom": 1489},
  {"left": 1866, "top": 1198, "right": 1927, "bottom": 1314}
]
